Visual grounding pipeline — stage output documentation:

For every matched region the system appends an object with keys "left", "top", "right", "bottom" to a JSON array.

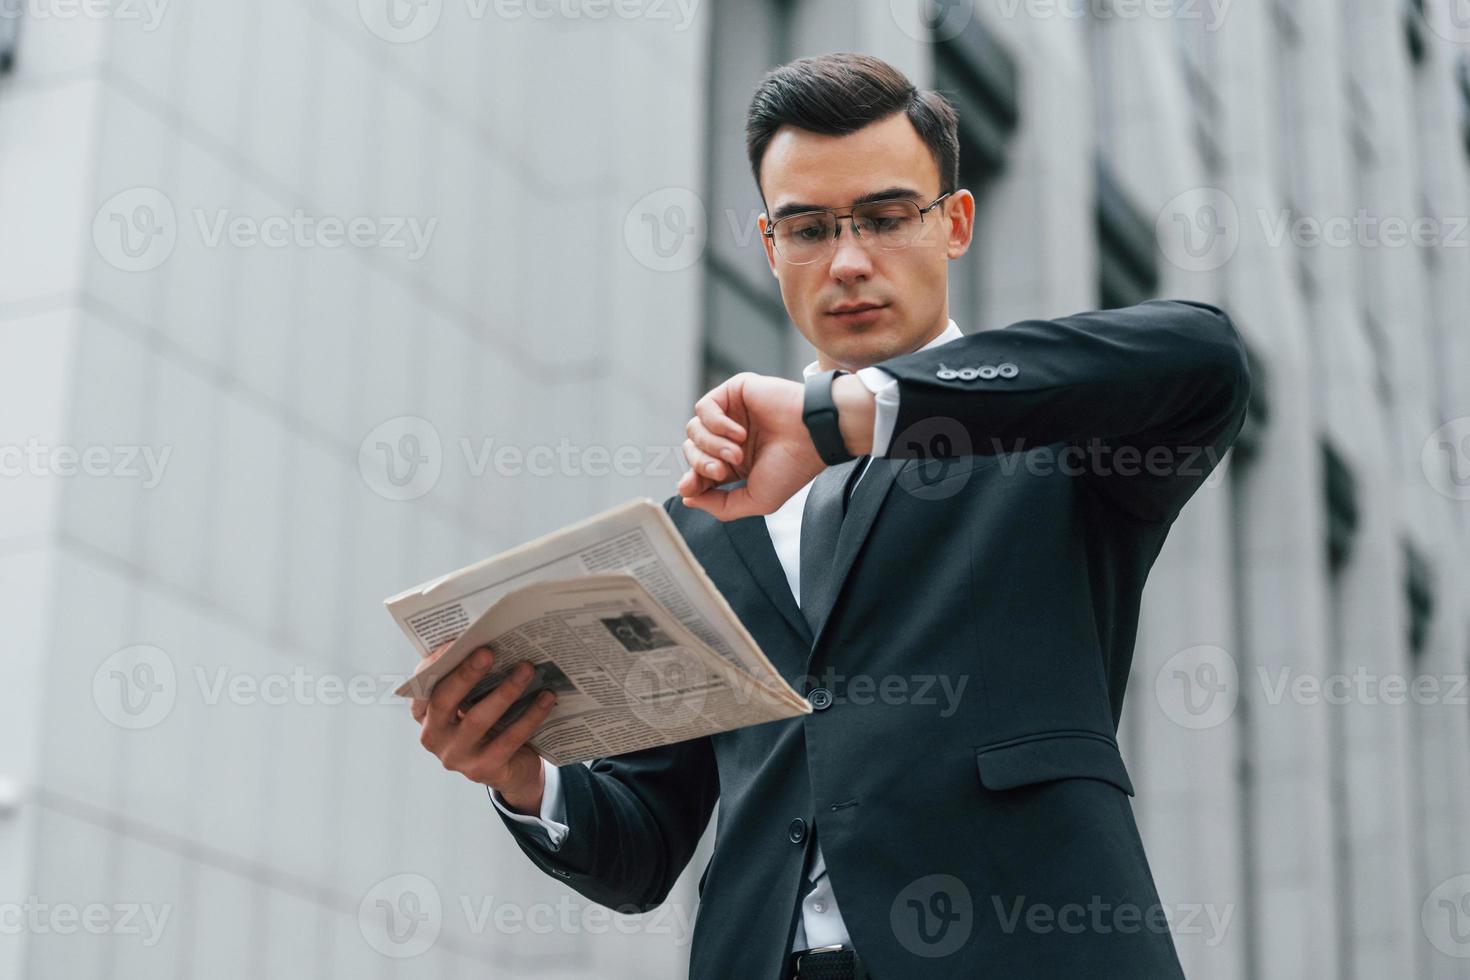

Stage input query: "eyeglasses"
[{"left": 763, "top": 192, "right": 953, "bottom": 266}]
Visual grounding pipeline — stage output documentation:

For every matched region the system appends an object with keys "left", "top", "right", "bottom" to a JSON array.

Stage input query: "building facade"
[{"left": 0, "top": 0, "right": 1466, "bottom": 977}]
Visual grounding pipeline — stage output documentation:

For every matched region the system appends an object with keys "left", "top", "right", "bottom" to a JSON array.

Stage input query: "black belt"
[{"left": 786, "top": 944, "right": 870, "bottom": 980}]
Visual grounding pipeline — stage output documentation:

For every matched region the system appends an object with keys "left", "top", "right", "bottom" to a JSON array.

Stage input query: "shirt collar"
[{"left": 801, "top": 318, "right": 965, "bottom": 379}]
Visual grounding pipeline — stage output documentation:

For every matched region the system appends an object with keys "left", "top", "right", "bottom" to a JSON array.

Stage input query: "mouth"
[{"left": 827, "top": 302, "right": 888, "bottom": 323}]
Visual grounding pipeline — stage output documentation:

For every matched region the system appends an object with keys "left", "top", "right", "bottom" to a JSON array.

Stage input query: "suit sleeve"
[
  {"left": 873, "top": 298, "right": 1253, "bottom": 524},
  {"left": 494, "top": 740, "right": 719, "bottom": 911},
  {"left": 492, "top": 496, "right": 720, "bottom": 912}
]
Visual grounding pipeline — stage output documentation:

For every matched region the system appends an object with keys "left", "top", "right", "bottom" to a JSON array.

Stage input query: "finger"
[
  {"left": 682, "top": 483, "right": 757, "bottom": 522},
  {"left": 423, "top": 646, "right": 495, "bottom": 746},
  {"left": 414, "top": 639, "right": 456, "bottom": 676},
  {"left": 411, "top": 697, "right": 428, "bottom": 723},
  {"left": 685, "top": 416, "right": 743, "bottom": 466},
  {"left": 676, "top": 448, "right": 715, "bottom": 497},
  {"left": 448, "top": 661, "right": 540, "bottom": 757},
  {"left": 477, "top": 688, "right": 558, "bottom": 774},
  {"left": 693, "top": 383, "right": 748, "bottom": 442},
  {"left": 677, "top": 471, "right": 713, "bottom": 501},
  {"left": 683, "top": 437, "right": 729, "bottom": 484}
]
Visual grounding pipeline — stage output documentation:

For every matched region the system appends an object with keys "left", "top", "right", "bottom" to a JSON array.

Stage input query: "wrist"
[
  {"left": 498, "top": 760, "right": 546, "bottom": 816},
  {"left": 832, "top": 374, "right": 875, "bottom": 456}
]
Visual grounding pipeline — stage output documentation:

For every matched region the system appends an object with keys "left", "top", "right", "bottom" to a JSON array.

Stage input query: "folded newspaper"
[{"left": 387, "top": 498, "right": 811, "bottom": 766}]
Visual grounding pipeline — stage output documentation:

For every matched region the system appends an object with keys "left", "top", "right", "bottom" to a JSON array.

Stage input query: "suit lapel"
[
  {"left": 721, "top": 514, "right": 813, "bottom": 648},
  {"left": 803, "top": 456, "right": 905, "bottom": 657}
]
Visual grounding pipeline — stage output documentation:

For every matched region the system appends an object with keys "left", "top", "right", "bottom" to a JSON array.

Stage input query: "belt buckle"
[{"left": 794, "top": 944, "right": 846, "bottom": 976}]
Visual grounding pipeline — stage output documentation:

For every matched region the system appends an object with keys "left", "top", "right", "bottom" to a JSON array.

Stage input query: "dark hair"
[{"left": 745, "top": 53, "right": 960, "bottom": 200}]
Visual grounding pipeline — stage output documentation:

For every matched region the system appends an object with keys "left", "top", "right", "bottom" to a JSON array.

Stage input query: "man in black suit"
[{"left": 412, "top": 53, "right": 1250, "bottom": 979}]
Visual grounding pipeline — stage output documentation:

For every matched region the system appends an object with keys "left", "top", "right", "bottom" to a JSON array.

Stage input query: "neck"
[{"left": 815, "top": 314, "right": 949, "bottom": 373}]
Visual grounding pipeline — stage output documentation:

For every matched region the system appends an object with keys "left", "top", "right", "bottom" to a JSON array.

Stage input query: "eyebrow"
[{"left": 769, "top": 186, "right": 925, "bottom": 222}]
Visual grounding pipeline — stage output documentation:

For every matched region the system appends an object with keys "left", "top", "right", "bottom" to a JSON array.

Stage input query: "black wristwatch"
[{"left": 802, "top": 369, "right": 857, "bottom": 465}]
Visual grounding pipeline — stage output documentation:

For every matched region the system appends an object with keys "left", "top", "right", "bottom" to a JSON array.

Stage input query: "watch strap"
[{"left": 802, "top": 369, "right": 856, "bottom": 465}]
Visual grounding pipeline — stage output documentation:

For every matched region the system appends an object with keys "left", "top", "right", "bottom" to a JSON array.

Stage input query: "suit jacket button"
[
  {"left": 957, "top": 366, "right": 979, "bottom": 380},
  {"left": 808, "top": 688, "right": 833, "bottom": 710},
  {"left": 978, "top": 365, "right": 998, "bottom": 379},
  {"left": 998, "top": 362, "right": 1019, "bottom": 378},
  {"left": 788, "top": 818, "right": 807, "bottom": 843},
  {"left": 936, "top": 366, "right": 958, "bottom": 380}
]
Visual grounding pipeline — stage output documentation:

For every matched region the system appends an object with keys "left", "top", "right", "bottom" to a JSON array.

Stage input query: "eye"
[
  {"left": 784, "top": 216, "right": 828, "bottom": 243},
  {"left": 858, "top": 203, "right": 916, "bottom": 233}
]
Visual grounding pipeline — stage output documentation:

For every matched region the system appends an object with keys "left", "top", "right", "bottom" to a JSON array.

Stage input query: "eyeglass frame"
[{"left": 761, "top": 191, "right": 955, "bottom": 264}]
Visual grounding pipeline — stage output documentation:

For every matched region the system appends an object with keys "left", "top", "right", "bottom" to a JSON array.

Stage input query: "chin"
[{"left": 830, "top": 329, "right": 904, "bottom": 365}]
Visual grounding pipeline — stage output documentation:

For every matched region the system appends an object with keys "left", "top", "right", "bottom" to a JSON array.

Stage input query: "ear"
[
  {"left": 758, "top": 213, "right": 779, "bottom": 277},
  {"left": 944, "top": 190, "right": 976, "bottom": 261}
]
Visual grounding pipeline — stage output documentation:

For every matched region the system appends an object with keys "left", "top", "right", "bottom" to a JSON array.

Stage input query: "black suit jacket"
[{"left": 496, "top": 299, "right": 1252, "bottom": 979}]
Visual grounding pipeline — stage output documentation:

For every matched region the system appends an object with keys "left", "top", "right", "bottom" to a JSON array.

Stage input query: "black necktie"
[{"left": 798, "top": 456, "right": 869, "bottom": 636}]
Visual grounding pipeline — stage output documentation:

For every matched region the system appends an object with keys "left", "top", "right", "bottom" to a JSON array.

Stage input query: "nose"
[{"left": 827, "top": 223, "right": 872, "bottom": 284}]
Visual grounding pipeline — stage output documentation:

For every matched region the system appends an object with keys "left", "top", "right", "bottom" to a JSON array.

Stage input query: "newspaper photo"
[{"left": 386, "top": 498, "right": 811, "bottom": 766}]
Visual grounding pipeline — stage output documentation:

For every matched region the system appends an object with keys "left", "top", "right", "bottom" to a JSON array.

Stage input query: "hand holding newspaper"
[{"left": 387, "top": 498, "right": 811, "bottom": 766}]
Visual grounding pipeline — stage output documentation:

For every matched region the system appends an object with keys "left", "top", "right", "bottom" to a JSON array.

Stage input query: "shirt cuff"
[
  {"left": 488, "top": 757, "right": 568, "bottom": 850},
  {"left": 855, "top": 366, "right": 900, "bottom": 457}
]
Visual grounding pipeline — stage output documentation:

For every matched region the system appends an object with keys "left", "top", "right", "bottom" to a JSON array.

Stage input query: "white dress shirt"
[{"left": 491, "top": 319, "right": 967, "bottom": 953}]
